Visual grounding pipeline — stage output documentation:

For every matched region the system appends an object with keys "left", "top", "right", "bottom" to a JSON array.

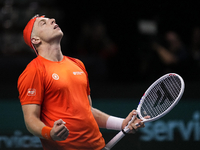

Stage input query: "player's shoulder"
[
  {"left": 23, "top": 56, "right": 45, "bottom": 72},
  {"left": 65, "top": 56, "right": 84, "bottom": 66},
  {"left": 65, "top": 56, "right": 81, "bottom": 62}
]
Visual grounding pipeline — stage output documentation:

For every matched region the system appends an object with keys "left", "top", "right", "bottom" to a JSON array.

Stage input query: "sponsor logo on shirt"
[
  {"left": 73, "top": 71, "right": 84, "bottom": 75},
  {"left": 52, "top": 73, "right": 59, "bottom": 80},
  {"left": 27, "top": 88, "right": 36, "bottom": 96}
]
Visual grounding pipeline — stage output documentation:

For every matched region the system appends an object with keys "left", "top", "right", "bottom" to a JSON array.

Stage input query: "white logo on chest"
[
  {"left": 73, "top": 71, "right": 84, "bottom": 75},
  {"left": 52, "top": 73, "right": 59, "bottom": 80}
]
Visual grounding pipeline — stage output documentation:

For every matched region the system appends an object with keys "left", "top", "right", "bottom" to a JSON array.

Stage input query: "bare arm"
[
  {"left": 22, "top": 104, "right": 46, "bottom": 138},
  {"left": 88, "top": 95, "right": 110, "bottom": 128},
  {"left": 88, "top": 95, "right": 146, "bottom": 132},
  {"left": 22, "top": 104, "right": 69, "bottom": 141}
]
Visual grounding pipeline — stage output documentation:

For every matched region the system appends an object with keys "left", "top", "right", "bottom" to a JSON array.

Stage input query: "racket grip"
[
  {"left": 104, "top": 115, "right": 136, "bottom": 149},
  {"left": 104, "top": 131, "right": 125, "bottom": 150}
]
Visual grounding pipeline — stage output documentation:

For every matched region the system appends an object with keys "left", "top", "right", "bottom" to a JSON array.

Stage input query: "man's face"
[{"left": 32, "top": 17, "right": 63, "bottom": 43}]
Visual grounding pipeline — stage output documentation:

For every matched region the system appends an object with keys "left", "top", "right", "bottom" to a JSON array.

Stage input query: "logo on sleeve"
[
  {"left": 52, "top": 73, "right": 59, "bottom": 80},
  {"left": 27, "top": 88, "right": 36, "bottom": 96}
]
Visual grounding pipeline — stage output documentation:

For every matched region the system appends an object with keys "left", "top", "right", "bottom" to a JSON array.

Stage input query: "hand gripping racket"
[{"left": 104, "top": 73, "right": 185, "bottom": 150}]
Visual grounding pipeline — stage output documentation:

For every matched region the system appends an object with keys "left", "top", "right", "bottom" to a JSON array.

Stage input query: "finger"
[
  {"left": 132, "top": 110, "right": 137, "bottom": 113},
  {"left": 60, "top": 119, "right": 66, "bottom": 124},
  {"left": 128, "top": 110, "right": 137, "bottom": 122},
  {"left": 131, "top": 110, "right": 137, "bottom": 116},
  {"left": 138, "top": 122, "right": 145, "bottom": 128},
  {"left": 59, "top": 129, "right": 69, "bottom": 140},
  {"left": 54, "top": 124, "right": 67, "bottom": 135},
  {"left": 128, "top": 111, "right": 137, "bottom": 124},
  {"left": 54, "top": 119, "right": 64, "bottom": 125},
  {"left": 125, "top": 112, "right": 137, "bottom": 128},
  {"left": 57, "top": 127, "right": 69, "bottom": 139},
  {"left": 129, "top": 122, "right": 138, "bottom": 133},
  {"left": 144, "top": 115, "right": 151, "bottom": 119},
  {"left": 135, "top": 120, "right": 146, "bottom": 128},
  {"left": 128, "top": 125, "right": 133, "bottom": 131}
]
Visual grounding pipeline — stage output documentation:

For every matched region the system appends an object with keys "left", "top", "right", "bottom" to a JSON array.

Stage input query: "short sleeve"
[{"left": 17, "top": 61, "right": 44, "bottom": 105}]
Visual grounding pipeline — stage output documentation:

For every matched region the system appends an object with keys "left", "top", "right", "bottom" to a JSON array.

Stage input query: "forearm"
[
  {"left": 89, "top": 95, "right": 124, "bottom": 130},
  {"left": 24, "top": 115, "right": 46, "bottom": 138},
  {"left": 88, "top": 96, "right": 145, "bottom": 134},
  {"left": 22, "top": 105, "right": 46, "bottom": 139},
  {"left": 91, "top": 107, "right": 125, "bottom": 131},
  {"left": 91, "top": 107, "right": 110, "bottom": 128}
]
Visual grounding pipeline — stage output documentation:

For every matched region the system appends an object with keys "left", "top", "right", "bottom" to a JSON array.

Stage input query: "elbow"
[{"left": 24, "top": 120, "right": 35, "bottom": 135}]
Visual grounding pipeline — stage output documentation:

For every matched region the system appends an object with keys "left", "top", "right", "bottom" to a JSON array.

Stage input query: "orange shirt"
[{"left": 18, "top": 55, "right": 105, "bottom": 150}]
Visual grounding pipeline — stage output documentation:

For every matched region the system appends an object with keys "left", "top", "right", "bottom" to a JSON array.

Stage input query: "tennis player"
[{"left": 18, "top": 15, "right": 146, "bottom": 150}]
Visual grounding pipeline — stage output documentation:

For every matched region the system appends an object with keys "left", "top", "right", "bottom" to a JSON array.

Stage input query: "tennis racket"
[{"left": 104, "top": 73, "right": 185, "bottom": 150}]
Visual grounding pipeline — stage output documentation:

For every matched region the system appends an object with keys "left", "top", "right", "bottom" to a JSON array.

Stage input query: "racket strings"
[{"left": 140, "top": 76, "right": 181, "bottom": 118}]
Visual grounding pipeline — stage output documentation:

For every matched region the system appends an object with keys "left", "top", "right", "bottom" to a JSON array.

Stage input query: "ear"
[{"left": 31, "top": 36, "right": 41, "bottom": 45}]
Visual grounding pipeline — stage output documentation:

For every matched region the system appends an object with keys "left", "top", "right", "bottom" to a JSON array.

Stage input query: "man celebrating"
[{"left": 18, "top": 15, "right": 146, "bottom": 150}]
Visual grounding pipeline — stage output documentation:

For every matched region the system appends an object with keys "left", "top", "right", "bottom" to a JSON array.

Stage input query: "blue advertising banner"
[{"left": 0, "top": 98, "right": 200, "bottom": 149}]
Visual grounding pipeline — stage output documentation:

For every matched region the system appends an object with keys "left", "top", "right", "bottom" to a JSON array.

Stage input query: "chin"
[
  {"left": 58, "top": 30, "right": 64, "bottom": 37},
  {"left": 55, "top": 31, "right": 64, "bottom": 39}
]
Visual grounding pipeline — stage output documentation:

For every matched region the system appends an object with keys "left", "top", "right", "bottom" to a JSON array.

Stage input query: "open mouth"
[{"left": 54, "top": 24, "right": 59, "bottom": 29}]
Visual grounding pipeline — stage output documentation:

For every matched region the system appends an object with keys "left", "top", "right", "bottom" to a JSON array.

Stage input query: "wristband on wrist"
[
  {"left": 41, "top": 126, "right": 53, "bottom": 140},
  {"left": 106, "top": 116, "right": 124, "bottom": 131}
]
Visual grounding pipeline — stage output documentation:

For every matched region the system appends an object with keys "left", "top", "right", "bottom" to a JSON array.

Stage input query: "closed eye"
[
  {"left": 38, "top": 19, "right": 47, "bottom": 26},
  {"left": 41, "top": 21, "right": 46, "bottom": 25}
]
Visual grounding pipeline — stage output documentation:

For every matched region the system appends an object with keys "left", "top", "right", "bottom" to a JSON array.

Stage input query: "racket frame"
[{"left": 137, "top": 73, "right": 185, "bottom": 123}]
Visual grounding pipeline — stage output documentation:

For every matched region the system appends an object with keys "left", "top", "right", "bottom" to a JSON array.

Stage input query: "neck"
[{"left": 37, "top": 42, "right": 63, "bottom": 62}]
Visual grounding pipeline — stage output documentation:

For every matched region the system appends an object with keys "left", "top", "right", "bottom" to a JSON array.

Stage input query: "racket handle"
[
  {"left": 104, "top": 115, "right": 136, "bottom": 149},
  {"left": 104, "top": 131, "right": 125, "bottom": 150}
]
